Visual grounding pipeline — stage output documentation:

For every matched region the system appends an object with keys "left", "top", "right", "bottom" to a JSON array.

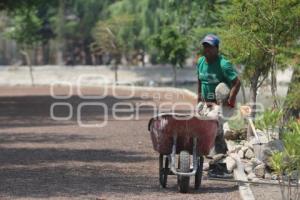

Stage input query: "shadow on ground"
[
  {"left": 0, "top": 132, "right": 96, "bottom": 144},
  {"left": 0, "top": 163, "right": 238, "bottom": 199},
  {"left": 0, "top": 147, "right": 154, "bottom": 165},
  {"left": 0, "top": 95, "right": 155, "bottom": 129},
  {"left": 0, "top": 164, "right": 158, "bottom": 198}
]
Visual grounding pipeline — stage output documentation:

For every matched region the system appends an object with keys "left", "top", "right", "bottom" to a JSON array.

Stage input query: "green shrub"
[{"left": 271, "top": 120, "right": 300, "bottom": 200}]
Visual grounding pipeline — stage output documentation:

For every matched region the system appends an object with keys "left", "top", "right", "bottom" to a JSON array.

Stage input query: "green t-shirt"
[{"left": 196, "top": 55, "right": 238, "bottom": 101}]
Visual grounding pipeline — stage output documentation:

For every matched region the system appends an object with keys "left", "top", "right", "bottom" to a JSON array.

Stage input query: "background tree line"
[
  {"left": 0, "top": 0, "right": 224, "bottom": 66},
  {"left": 0, "top": 0, "right": 299, "bottom": 118}
]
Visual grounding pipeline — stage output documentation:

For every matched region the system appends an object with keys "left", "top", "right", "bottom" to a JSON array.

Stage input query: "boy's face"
[{"left": 203, "top": 43, "right": 218, "bottom": 60}]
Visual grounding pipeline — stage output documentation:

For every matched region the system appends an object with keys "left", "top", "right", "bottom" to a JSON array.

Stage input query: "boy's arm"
[
  {"left": 198, "top": 78, "right": 202, "bottom": 103},
  {"left": 228, "top": 77, "right": 241, "bottom": 107},
  {"left": 221, "top": 60, "right": 240, "bottom": 107}
]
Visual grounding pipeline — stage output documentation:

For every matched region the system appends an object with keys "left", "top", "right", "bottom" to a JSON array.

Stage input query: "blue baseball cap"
[{"left": 201, "top": 34, "right": 220, "bottom": 47}]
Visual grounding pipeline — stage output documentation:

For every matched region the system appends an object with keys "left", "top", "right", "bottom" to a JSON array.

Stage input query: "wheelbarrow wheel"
[
  {"left": 195, "top": 155, "right": 204, "bottom": 190},
  {"left": 159, "top": 154, "right": 169, "bottom": 188},
  {"left": 177, "top": 150, "right": 190, "bottom": 193}
]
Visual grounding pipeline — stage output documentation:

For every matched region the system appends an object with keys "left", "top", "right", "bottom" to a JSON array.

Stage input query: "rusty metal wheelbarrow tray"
[
  {"left": 148, "top": 113, "right": 219, "bottom": 156},
  {"left": 148, "top": 112, "right": 219, "bottom": 193}
]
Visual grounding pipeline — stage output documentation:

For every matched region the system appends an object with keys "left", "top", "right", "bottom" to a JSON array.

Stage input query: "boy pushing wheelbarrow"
[
  {"left": 197, "top": 34, "right": 241, "bottom": 155},
  {"left": 148, "top": 34, "right": 241, "bottom": 193}
]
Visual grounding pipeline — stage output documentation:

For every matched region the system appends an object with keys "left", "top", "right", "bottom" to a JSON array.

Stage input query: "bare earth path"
[{"left": 0, "top": 86, "right": 240, "bottom": 200}]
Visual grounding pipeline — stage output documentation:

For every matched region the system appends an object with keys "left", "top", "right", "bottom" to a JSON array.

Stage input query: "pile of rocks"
[
  {"left": 203, "top": 127, "right": 286, "bottom": 183},
  {"left": 226, "top": 139, "right": 280, "bottom": 181}
]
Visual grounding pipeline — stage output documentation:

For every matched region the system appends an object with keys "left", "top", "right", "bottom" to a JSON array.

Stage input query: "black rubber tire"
[
  {"left": 177, "top": 151, "right": 190, "bottom": 193},
  {"left": 195, "top": 156, "right": 204, "bottom": 190},
  {"left": 159, "top": 154, "right": 169, "bottom": 188}
]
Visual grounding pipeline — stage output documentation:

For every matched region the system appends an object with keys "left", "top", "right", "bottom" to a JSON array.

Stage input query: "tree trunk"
[
  {"left": 270, "top": 27, "right": 278, "bottom": 108},
  {"left": 83, "top": 38, "right": 92, "bottom": 65},
  {"left": 42, "top": 41, "right": 50, "bottom": 65},
  {"left": 21, "top": 49, "right": 34, "bottom": 86},
  {"left": 249, "top": 79, "right": 259, "bottom": 118},
  {"left": 91, "top": 54, "right": 96, "bottom": 65},
  {"left": 271, "top": 62, "right": 279, "bottom": 108},
  {"left": 56, "top": 0, "right": 65, "bottom": 66},
  {"left": 33, "top": 46, "right": 38, "bottom": 65},
  {"left": 247, "top": 74, "right": 259, "bottom": 139},
  {"left": 240, "top": 81, "right": 247, "bottom": 104},
  {"left": 113, "top": 54, "right": 122, "bottom": 85},
  {"left": 114, "top": 64, "right": 118, "bottom": 85},
  {"left": 283, "top": 67, "right": 300, "bottom": 123},
  {"left": 172, "top": 65, "right": 177, "bottom": 87}
]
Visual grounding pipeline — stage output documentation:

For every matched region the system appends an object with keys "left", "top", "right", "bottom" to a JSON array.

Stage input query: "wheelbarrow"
[{"left": 148, "top": 112, "right": 219, "bottom": 193}]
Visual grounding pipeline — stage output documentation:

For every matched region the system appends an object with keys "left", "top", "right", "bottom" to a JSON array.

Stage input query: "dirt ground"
[{"left": 0, "top": 86, "right": 240, "bottom": 200}]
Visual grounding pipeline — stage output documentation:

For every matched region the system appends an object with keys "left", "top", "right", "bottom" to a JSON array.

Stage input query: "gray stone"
[
  {"left": 241, "top": 146, "right": 249, "bottom": 153},
  {"left": 271, "top": 174, "right": 278, "bottom": 180},
  {"left": 209, "top": 154, "right": 226, "bottom": 165},
  {"left": 254, "top": 164, "right": 266, "bottom": 178},
  {"left": 223, "top": 123, "right": 232, "bottom": 138},
  {"left": 247, "top": 172, "right": 256, "bottom": 180},
  {"left": 245, "top": 149, "right": 255, "bottom": 159},
  {"left": 282, "top": 175, "right": 289, "bottom": 182},
  {"left": 218, "top": 158, "right": 226, "bottom": 164},
  {"left": 252, "top": 178, "right": 261, "bottom": 182},
  {"left": 235, "top": 145, "right": 243, "bottom": 152},
  {"left": 215, "top": 83, "right": 230, "bottom": 103},
  {"left": 264, "top": 173, "right": 272, "bottom": 180},
  {"left": 258, "top": 133, "right": 270, "bottom": 142},
  {"left": 250, "top": 135, "right": 268, "bottom": 160},
  {"left": 244, "top": 165, "right": 253, "bottom": 174},
  {"left": 212, "top": 154, "right": 226, "bottom": 162},
  {"left": 261, "top": 140, "right": 284, "bottom": 167},
  {"left": 251, "top": 158, "right": 262, "bottom": 167},
  {"left": 244, "top": 161, "right": 253, "bottom": 169},
  {"left": 226, "top": 140, "right": 236, "bottom": 152},
  {"left": 226, "top": 156, "right": 237, "bottom": 173},
  {"left": 251, "top": 136, "right": 283, "bottom": 162},
  {"left": 238, "top": 150, "right": 244, "bottom": 159},
  {"left": 227, "top": 145, "right": 241, "bottom": 154},
  {"left": 227, "top": 149, "right": 235, "bottom": 154},
  {"left": 290, "top": 171, "right": 299, "bottom": 180},
  {"left": 203, "top": 162, "right": 209, "bottom": 171},
  {"left": 244, "top": 141, "right": 254, "bottom": 150}
]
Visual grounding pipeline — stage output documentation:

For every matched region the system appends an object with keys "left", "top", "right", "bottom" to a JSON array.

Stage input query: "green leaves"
[
  {"left": 285, "top": 67, "right": 300, "bottom": 111},
  {"left": 151, "top": 27, "right": 188, "bottom": 67},
  {"left": 5, "top": 8, "right": 42, "bottom": 47},
  {"left": 220, "top": 0, "right": 300, "bottom": 96},
  {"left": 271, "top": 119, "right": 300, "bottom": 200},
  {"left": 272, "top": 121, "right": 300, "bottom": 174},
  {"left": 256, "top": 109, "right": 283, "bottom": 130},
  {"left": 92, "top": 14, "right": 134, "bottom": 56},
  {"left": 255, "top": 108, "right": 283, "bottom": 141},
  {"left": 107, "top": 0, "right": 169, "bottom": 52},
  {"left": 271, "top": 151, "right": 285, "bottom": 174}
]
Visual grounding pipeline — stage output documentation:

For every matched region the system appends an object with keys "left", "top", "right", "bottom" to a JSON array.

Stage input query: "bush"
[{"left": 271, "top": 120, "right": 300, "bottom": 200}]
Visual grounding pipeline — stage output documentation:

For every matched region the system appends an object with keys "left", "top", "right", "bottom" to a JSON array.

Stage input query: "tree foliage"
[
  {"left": 151, "top": 27, "right": 188, "bottom": 67},
  {"left": 5, "top": 9, "right": 42, "bottom": 47},
  {"left": 92, "top": 15, "right": 134, "bottom": 57},
  {"left": 218, "top": 0, "right": 300, "bottom": 114},
  {"left": 271, "top": 120, "right": 300, "bottom": 200},
  {"left": 151, "top": 26, "right": 188, "bottom": 86},
  {"left": 0, "top": 0, "right": 56, "bottom": 11},
  {"left": 106, "top": 0, "right": 169, "bottom": 56}
]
